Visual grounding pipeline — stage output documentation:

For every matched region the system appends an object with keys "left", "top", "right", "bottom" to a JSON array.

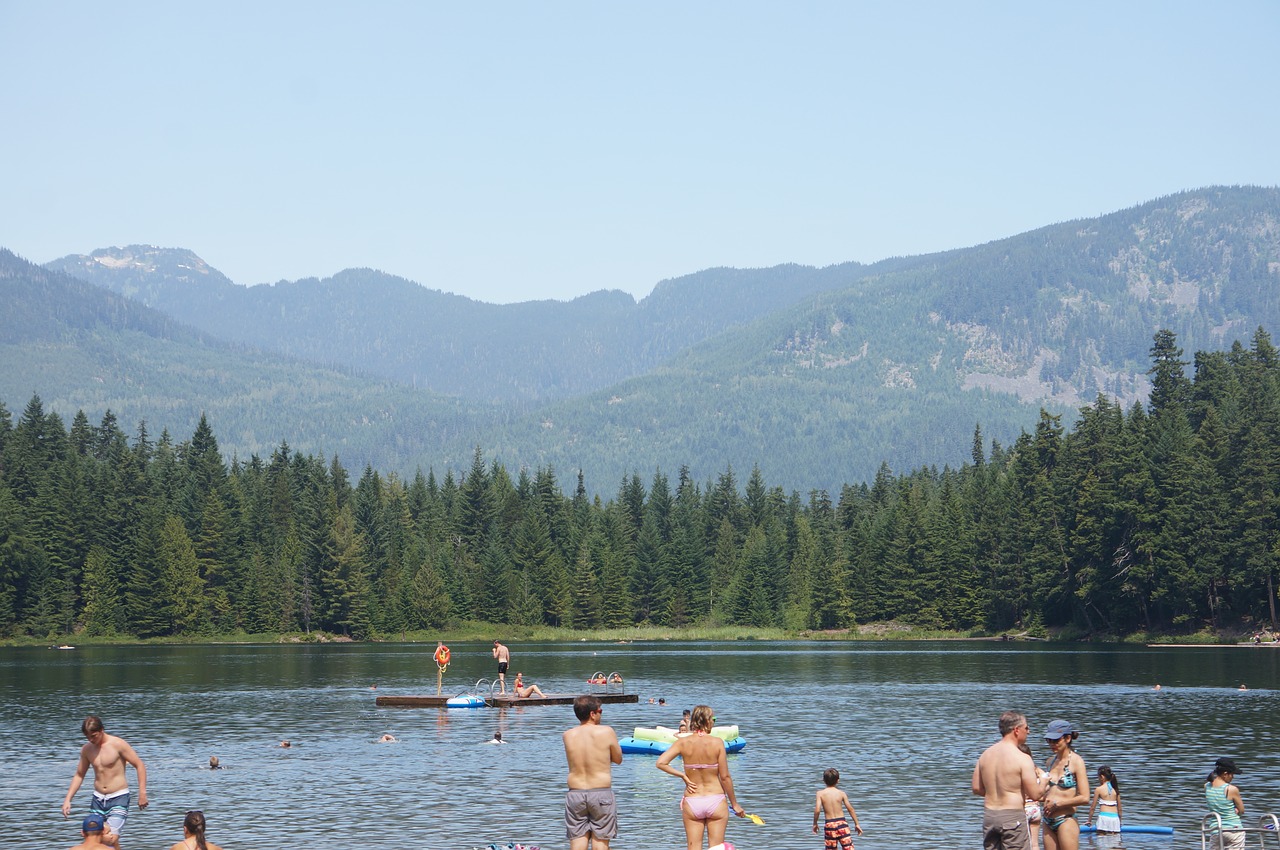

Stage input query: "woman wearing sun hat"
[
  {"left": 1205, "top": 758, "right": 1245, "bottom": 849},
  {"left": 1041, "top": 719, "right": 1089, "bottom": 850}
]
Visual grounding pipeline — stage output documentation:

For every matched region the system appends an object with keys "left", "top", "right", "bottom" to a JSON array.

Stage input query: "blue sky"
[{"left": 2, "top": 2, "right": 1277, "bottom": 304}]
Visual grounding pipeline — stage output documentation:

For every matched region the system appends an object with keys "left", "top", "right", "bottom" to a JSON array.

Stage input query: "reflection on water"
[{"left": 4, "top": 642, "right": 1279, "bottom": 849}]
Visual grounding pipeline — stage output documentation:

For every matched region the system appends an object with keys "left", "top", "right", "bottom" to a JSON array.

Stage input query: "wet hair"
[
  {"left": 998, "top": 711, "right": 1026, "bottom": 736},
  {"left": 1098, "top": 765, "right": 1119, "bottom": 790},
  {"left": 82, "top": 716, "right": 104, "bottom": 737},
  {"left": 690, "top": 705, "right": 714, "bottom": 733},
  {"left": 573, "top": 695, "right": 602, "bottom": 721},
  {"left": 493, "top": 731, "right": 502, "bottom": 741},
  {"left": 184, "top": 810, "right": 209, "bottom": 850},
  {"left": 824, "top": 768, "right": 840, "bottom": 787}
]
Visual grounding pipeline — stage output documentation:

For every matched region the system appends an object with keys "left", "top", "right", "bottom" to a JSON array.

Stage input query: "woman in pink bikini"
[{"left": 656, "top": 704, "right": 745, "bottom": 850}]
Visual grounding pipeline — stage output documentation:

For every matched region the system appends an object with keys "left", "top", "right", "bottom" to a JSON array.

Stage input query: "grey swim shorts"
[
  {"left": 565, "top": 788, "right": 618, "bottom": 840},
  {"left": 982, "top": 807, "right": 1030, "bottom": 850}
]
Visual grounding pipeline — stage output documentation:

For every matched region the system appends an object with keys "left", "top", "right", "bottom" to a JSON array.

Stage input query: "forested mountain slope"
[
  {"left": 12, "top": 186, "right": 1280, "bottom": 494},
  {"left": 0, "top": 251, "right": 493, "bottom": 472},
  {"left": 475, "top": 187, "right": 1280, "bottom": 490},
  {"left": 46, "top": 249, "right": 864, "bottom": 403}
]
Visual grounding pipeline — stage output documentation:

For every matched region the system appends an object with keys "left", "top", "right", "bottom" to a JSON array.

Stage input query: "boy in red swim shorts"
[{"left": 814, "top": 768, "right": 863, "bottom": 850}]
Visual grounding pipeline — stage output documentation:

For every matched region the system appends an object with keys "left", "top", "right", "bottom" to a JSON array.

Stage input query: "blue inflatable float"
[
  {"left": 620, "top": 736, "right": 747, "bottom": 755},
  {"left": 1079, "top": 825, "right": 1173, "bottom": 835}
]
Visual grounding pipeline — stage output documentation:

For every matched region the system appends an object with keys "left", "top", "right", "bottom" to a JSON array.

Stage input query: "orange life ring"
[{"left": 434, "top": 645, "right": 451, "bottom": 666}]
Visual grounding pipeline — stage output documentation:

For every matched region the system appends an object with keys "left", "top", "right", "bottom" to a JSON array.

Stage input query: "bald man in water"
[{"left": 972, "top": 710, "right": 1044, "bottom": 850}]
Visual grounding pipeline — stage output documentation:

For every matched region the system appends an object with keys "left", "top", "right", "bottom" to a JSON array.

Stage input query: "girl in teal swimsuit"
[{"left": 1041, "top": 719, "right": 1089, "bottom": 850}]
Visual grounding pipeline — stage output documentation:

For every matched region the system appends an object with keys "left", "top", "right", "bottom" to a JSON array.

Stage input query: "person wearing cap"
[
  {"left": 69, "top": 814, "right": 109, "bottom": 850},
  {"left": 972, "top": 710, "right": 1045, "bottom": 850},
  {"left": 1205, "top": 758, "right": 1245, "bottom": 849},
  {"left": 61, "top": 715, "right": 149, "bottom": 849},
  {"left": 1041, "top": 719, "right": 1089, "bottom": 850}
]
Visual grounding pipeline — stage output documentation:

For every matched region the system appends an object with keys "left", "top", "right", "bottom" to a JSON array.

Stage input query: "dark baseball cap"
[{"left": 82, "top": 814, "right": 105, "bottom": 833}]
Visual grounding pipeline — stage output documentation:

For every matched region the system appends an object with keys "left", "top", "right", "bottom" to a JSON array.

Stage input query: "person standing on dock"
[
  {"left": 563, "top": 695, "right": 623, "bottom": 850},
  {"left": 61, "top": 715, "right": 149, "bottom": 849},
  {"left": 972, "top": 710, "right": 1043, "bottom": 850},
  {"left": 493, "top": 639, "right": 511, "bottom": 694}
]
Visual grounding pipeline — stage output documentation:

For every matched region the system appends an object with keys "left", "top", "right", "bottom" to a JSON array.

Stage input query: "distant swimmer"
[
  {"left": 208, "top": 756, "right": 222, "bottom": 770},
  {"left": 1239, "top": 684, "right": 1248, "bottom": 691},
  {"left": 279, "top": 741, "right": 291, "bottom": 748},
  {"left": 1153, "top": 684, "right": 1161, "bottom": 691},
  {"left": 485, "top": 732, "right": 507, "bottom": 745},
  {"left": 377, "top": 734, "right": 397, "bottom": 743}
]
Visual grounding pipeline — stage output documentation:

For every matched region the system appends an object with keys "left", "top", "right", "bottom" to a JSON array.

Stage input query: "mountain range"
[{"left": 5, "top": 184, "right": 1279, "bottom": 494}]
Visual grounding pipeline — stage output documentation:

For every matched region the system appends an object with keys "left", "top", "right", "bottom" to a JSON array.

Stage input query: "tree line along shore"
[{"left": 2, "top": 328, "right": 1278, "bottom": 642}]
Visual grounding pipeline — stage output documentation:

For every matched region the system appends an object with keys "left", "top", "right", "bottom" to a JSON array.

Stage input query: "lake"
[{"left": 5, "top": 640, "right": 1279, "bottom": 850}]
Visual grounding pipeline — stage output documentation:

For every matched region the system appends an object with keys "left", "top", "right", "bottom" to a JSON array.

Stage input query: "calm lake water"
[{"left": 5, "top": 641, "right": 1280, "bottom": 850}]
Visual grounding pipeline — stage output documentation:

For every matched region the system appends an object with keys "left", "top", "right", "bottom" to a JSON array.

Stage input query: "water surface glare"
[{"left": 5, "top": 641, "right": 1280, "bottom": 849}]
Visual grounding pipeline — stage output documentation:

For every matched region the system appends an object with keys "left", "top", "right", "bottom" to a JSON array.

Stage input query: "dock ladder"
[{"left": 1201, "top": 813, "right": 1280, "bottom": 848}]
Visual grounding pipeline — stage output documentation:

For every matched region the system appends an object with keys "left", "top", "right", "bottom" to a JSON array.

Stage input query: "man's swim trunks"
[
  {"left": 982, "top": 807, "right": 1030, "bottom": 850},
  {"left": 498, "top": 661, "right": 509, "bottom": 674},
  {"left": 824, "top": 816, "right": 855, "bottom": 850},
  {"left": 90, "top": 789, "right": 131, "bottom": 836},
  {"left": 565, "top": 788, "right": 618, "bottom": 840}
]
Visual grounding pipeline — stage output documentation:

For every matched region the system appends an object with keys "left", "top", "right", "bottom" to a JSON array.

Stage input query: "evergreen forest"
[{"left": 2, "top": 329, "right": 1279, "bottom": 640}]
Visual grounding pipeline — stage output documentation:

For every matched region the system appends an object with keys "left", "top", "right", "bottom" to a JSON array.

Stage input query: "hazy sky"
[{"left": 2, "top": 2, "right": 1277, "bottom": 304}]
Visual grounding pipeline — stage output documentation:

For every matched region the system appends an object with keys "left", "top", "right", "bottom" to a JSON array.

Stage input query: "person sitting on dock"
[{"left": 513, "top": 672, "right": 547, "bottom": 699}]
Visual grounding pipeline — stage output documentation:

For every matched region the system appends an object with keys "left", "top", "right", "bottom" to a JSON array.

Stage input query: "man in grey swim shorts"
[
  {"left": 972, "top": 710, "right": 1045, "bottom": 850},
  {"left": 563, "top": 695, "right": 622, "bottom": 850}
]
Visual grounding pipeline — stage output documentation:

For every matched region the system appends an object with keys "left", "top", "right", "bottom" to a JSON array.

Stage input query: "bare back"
[
  {"left": 674, "top": 735, "right": 729, "bottom": 793},
  {"left": 973, "top": 738, "right": 1039, "bottom": 810},
  {"left": 816, "top": 786, "right": 852, "bottom": 820},
  {"left": 563, "top": 722, "right": 621, "bottom": 790}
]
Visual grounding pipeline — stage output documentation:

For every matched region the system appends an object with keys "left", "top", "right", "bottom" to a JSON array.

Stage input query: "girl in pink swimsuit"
[{"left": 656, "top": 705, "right": 745, "bottom": 850}]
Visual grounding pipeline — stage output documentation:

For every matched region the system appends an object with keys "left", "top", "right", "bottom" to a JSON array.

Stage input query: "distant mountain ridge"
[
  {"left": 46, "top": 247, "right": 862, "bottom": 403},
  {"left": 10, "top": 185, "right": 1280, "bottom": 493}
]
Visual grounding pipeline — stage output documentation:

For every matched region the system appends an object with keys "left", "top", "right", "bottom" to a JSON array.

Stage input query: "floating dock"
[{"left": 376, "top": 691, "right": 640, "bottom": 708}]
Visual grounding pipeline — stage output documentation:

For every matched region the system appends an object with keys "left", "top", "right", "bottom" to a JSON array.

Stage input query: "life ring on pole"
[{"left": 434, "top": 644, "right": 451, "bottom": 668}]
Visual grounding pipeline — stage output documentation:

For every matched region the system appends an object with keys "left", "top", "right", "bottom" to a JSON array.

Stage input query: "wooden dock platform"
[{"left": 376, "top": 691, "right": 639, "bottom": 708}]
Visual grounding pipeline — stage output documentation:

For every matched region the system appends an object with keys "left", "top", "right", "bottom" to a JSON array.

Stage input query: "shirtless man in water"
[
  {"left": 972, "top": 711, "right": 1044, "bottom": 850},
  {"left": 62, "top": 716, "right": 148, "bottom": 849},
  {"left": 563, "top": 695, "right": 623, "bottom": 850}
]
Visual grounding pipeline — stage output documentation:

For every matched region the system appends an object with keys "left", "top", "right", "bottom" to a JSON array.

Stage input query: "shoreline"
[{"left": 2, "top": 621, "right": 1259, "bottom": 648}]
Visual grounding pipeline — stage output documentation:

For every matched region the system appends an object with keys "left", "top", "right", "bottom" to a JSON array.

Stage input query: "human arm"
[
  {"left": 1116, "top": 790, "right": 1122, "bottom": 822},
  {"left": 656, "top": 739, "right": 696, "bottom": 793},
  {"left": 716, "top": 744, "right": 744, "bottom": 817},
  {"left": 813, "top": 793, "right": 822, "bottom": 834},
  {"left": 971, "top": 760, "right": 985, "bottom": 797},
  {"left": 120, "top": 740, "right": 148, "bottom": 808},
  {"left": 62, "top": 749, "right": 90, "bottom": 816},
  {"left": 845, "top": 794, "right": 862, "bottom": 834},
  {"left": 608, "top": 728, "right": 622, "bottom": 765},
  {"left": 1087, "top": 786, "right": 1098, "bottom": 824},
  {"left": 1228, "top": 784, "right": 1244, "bottom": 816}
]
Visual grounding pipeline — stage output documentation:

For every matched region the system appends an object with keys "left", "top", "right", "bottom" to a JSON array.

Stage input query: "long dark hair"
[
  {"left": 184, "top": 811, "right": 208, "bottom": 850},
  {"left": 1098, "top": 765, "right": 1119, "bottom": 790}
]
